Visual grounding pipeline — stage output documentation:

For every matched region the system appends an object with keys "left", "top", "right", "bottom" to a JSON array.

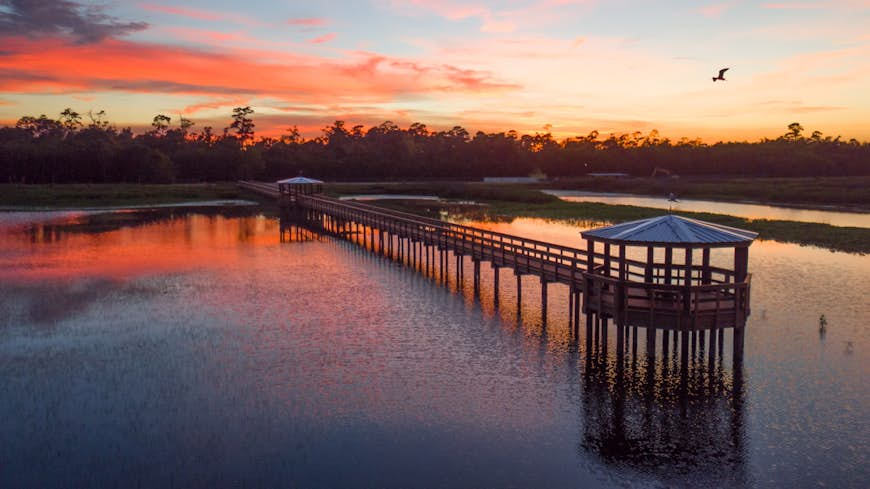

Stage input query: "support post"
[
  {"left": 734, "top": 246, "right": 749, "bottom": 283},
  {"left": 645, "top": 246, "right": 655, "bottom": 283},
  {"left": 540, "top": 277, "right": 548, "bottom": 325},
  {"left": 516, "top": 272, "right": 523, "bottom": 317},
  {"left": 473, "top": 258, "right": 481, "bottom": 296}
]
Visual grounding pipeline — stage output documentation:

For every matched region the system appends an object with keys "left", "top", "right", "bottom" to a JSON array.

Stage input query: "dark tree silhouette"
[
  {"left": 151, "top": 114, "right": 171, "bottom": 136},
  {"left": 0, "top": 110, "right": 867, "bottom": 185},
  {"left": 229, "top": 106, "right": 255, "bottom": 141}
]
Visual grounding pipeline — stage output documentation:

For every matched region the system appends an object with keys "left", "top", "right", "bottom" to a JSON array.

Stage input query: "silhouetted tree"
[
  {"left": 0, "top": 115, "right": 867, "bottom": 184},
  {"left": 151, "top": 114, "right": 171, "bottom": 136},
  {"left": 230, "top": 106, "right": 255, "bottom": 141}
]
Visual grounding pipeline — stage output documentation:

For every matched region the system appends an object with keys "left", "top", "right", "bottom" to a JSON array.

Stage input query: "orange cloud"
[{"left": 0, "top": 36, "right": 518, "bottom": 105}]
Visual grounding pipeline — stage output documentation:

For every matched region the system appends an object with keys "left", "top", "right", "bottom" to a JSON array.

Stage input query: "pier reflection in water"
[{"left": 580, "top": 324, "right": 746, "bottom": 487}]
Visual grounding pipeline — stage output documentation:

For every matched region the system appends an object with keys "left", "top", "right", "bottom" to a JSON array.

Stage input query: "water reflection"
[
  {"left": 1, "top": 208, "right": 867, "bottom": 488},
  {"left": 579, "top": 327, "right": 746, "bottom": 486},
  {"left": 546, "top": 190, "right": 870, "bottom": 228}
]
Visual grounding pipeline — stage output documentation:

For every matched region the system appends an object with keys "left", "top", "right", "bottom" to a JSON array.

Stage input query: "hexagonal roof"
[{"left": 581, "top": 214, "right": 757, "bottom": 247}]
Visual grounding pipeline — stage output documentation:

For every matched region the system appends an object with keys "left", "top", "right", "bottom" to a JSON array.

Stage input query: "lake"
[
  {"left": 545, "top": 190, "right": 870, "bottom": 228},
  {"left": 1, "top": 207, "right": 867, "bottom": 488}
]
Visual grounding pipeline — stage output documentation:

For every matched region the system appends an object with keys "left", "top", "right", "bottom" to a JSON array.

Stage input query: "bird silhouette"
[{"left": 712, "top": 67, "right": 729, "bottom": 81}]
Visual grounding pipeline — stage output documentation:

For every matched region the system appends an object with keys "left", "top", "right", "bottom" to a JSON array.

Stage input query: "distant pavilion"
[{"left": 277, "top": 176, "right": 324, "bottom": 203}]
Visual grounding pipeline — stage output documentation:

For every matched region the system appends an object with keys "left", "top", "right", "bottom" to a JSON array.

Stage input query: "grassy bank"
[
  {"left": 0, "top": 183, "right": 243, "bottom": 208},
  {"left": 2, "top": 182, "right": 866, "bottom": 254},
  {"left": 325, "top": 182, "right": 869, "bottom": 254},
  {"left": 324, "top": 181, "right": 556, "bottom": 204},
  {"left": 542, "top": 176, "right": 870, "bottom": 210},
  {"left": 485, "top": 200, "right": 870, "bottom": 254}
]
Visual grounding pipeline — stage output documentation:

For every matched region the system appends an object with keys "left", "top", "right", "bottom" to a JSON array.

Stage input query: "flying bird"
[{"left": 712, "top": 67, "right": 729, "bottom": 82}]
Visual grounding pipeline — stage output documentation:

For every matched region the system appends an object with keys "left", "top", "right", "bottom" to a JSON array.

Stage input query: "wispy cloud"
[
  {"left": 287, "top": 17, "right": 328, "bottom": 27},
  {"left": 139, "top": 3, "right": 265, "bottom": 28},
  {"left": 699, "top": 3, "right": 734, "bottom": 18},
  {"left": 761, "top": 2, "right": 824, "bottom": 9},
  {"left": 139, "top": 4, "right": 222, "bottom": 21},
  {"left": 308, "top": 33, "right": 336, "bottom": 44}
]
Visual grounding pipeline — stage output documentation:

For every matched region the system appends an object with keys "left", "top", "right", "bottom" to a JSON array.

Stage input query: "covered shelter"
[
  {"left": 580, "top": 214, "right": 757, "bottom": 332},
  {"left": 277, "top": 176, "right": 323, "bottom": 203}
]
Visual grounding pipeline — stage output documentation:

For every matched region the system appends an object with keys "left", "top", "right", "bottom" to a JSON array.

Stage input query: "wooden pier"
[{"left": 239, "top": 180, "right": 755, "bottom": 364}]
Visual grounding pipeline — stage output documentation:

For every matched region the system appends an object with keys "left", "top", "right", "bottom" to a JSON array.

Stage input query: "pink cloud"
[
  {"left": 761, "top": 2, "right": 824, "bottom": 8},
  {"left": 164, "top": 27, "right": 259, "bottom": 45},
  {"left": 139, "top": 4, "right": 223, "bottom": 21},
  {"left": 309, "top": 33, "right": 337, "bottom": 44},
  {"left": 139, "top": 3, "right": 262, "bottom": 26},
  {"left": 287, "top": 17, "right": 328, "bottom": 26},
  {"left": 699, "top": 3, "right": 733, "bottom": 17}
]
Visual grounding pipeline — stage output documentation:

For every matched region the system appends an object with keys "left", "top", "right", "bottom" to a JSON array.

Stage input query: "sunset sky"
[{"left": 1, "top": 0, "right": 868, "bottom": 141}]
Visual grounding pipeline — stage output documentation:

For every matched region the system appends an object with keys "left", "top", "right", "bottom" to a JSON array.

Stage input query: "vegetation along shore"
[
  {"left": 322, "top": 182, "right": 870, "bottom": 255},
  {"left": 2, "top": 180, "right": 867, "bottom": 254}
]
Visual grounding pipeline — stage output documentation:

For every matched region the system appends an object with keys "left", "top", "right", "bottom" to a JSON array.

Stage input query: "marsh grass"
[
  {"left": 0, "top": 183, "right": 242, "bottom": 208},
  {"left": 542, "top": 176, "right": 870, "bottom": 209},
  {"left": 487, "top": 200, "right": 870, "bottom": 254},
  {"left": 324, "top": 182, "right": 557, "bottom": 204},
  {"left": 326, "top": 182, "right": 869, "bottom": 254}
]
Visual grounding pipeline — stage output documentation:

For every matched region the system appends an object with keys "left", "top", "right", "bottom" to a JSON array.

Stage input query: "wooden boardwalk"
[{"left": 238, "top": 180, "right": 751, "bottom": 335}]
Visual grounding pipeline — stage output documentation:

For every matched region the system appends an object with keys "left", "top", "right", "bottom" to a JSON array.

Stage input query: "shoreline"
[
  {"left": 542, "top": 189, "right": 870, "bottom": 214},
  {"left": 0, "top": 199, "right": 259, "bottom": 213}
]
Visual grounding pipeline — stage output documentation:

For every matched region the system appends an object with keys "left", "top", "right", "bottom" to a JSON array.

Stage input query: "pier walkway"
[{"left": 238, "top": 180, "right": 752, "bottom": 339}]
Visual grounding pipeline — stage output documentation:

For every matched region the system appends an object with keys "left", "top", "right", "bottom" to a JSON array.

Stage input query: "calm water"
[
  {"left": 545, "top": 190, "right": 870, "bottom": 228},
  {"left": 0, "top": 208, "right": 867, "bottom": 488}
]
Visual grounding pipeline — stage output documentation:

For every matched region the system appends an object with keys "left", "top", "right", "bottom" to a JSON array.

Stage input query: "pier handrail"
[
  {"left": 301, "top": 194, "right": 593, "bottom": 279},
  {"left": 239, "top": 181, "right": 744, "bottom": 288}
]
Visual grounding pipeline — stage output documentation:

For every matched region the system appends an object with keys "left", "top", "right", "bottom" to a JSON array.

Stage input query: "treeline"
[{"left": 1, "top": 108, "right": 868, "bottom": 184}]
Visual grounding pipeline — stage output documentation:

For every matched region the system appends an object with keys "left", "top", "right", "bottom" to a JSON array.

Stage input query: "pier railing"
[{"left": 300, "top": 193, "right": 592, "bottom": 288}]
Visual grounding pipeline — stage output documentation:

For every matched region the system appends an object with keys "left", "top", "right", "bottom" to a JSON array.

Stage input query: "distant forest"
[{"left": 2, "top": 107, "right": 868, "bottom": 184}]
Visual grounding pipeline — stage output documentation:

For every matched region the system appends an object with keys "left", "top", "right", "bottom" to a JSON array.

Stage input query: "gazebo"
[
  {"left": 579, "top": 214, "right": 757, "bottom": 334},
  {"left": 277, "top": 176, "right": 323, "bottom": 203}
]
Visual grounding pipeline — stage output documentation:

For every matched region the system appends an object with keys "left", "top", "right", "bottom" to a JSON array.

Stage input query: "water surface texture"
[
  {"left": 545, "top": 190, "right": 870, "bottom": 228},
  {"left": 1, "top": 209, "right": 867, "bottom": 488}
]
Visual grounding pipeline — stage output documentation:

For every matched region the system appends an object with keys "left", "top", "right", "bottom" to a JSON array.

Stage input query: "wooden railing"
[
  {"left": 584, "top": 271, "right": 751, "bottom": 330},
  {"left": 300, "top": 193, "right": 592, "bottom": 287}
]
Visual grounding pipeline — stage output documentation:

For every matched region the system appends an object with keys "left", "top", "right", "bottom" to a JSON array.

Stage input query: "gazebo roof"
[
  {"left": 581, "top": 214, "right": 757, "bottom": 247},
  {"left": 276, "top": 176, "right": 323, "bottom": 184}
]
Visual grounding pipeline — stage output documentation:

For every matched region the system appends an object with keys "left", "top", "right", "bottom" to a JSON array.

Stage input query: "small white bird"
[{"left": 712, "top": 67, "right": 729, "bottom": 82}]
